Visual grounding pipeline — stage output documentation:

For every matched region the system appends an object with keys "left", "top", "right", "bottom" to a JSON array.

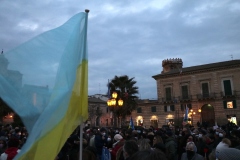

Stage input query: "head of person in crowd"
[
  {"left": 131, "top": 149, "right": 167, "bottom": 160},
  {"left": 185, "top": 142, "right": 197, "bottom": 159},
  {"left": 187, "top": 135, "right": 194, "bottom": 143},
  {"left": 182, "top": 127, "right": 191, "bottom": 136},
  {"left": 99, "top": 128, "right": 106, "bottom": 136},
  {"left": 123, "top": 140, "right": 139, "bottom": 160},
  {"left": 138, "top": 138, "right": 151, "bottom": 151},
  {"left": 152, "top": 135, "right": 163, "bottom": 146},
  {"left": 153, "top": 142, "right": 165, "bottom": 153},
  {"left": 216, "top": 138, "right": 231, "bottom": 150},
  {"left": 8, "top": 137, "right": 19, "bottom": 148},
  {"left": 114, "top": 134, "right": 123, "bottom": 142},
  {"left": 164, "top": 129, "right": 173, "bottom": 140},
  {"left": 125, "top": 129, "right": 133, "bottom": 140},
  {"left": 205, "top": 134, "right": 215, "bottom": 145}
]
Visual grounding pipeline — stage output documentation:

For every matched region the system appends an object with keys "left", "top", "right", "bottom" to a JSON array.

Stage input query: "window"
[
  {"left": 223, "top": 100, "right": 236, "bottom": 109},
  {"left": 164, "top": 105, "right": 175, "bottom": 112},
  {"left": 182, "top": 85, "right": 189, "bottom": 99},
  {"left": 223, "top": 80, "right": 232, "bottom": 96},
  {"left": 202, "top": 83, "right": 209, "bottom": 97},
  {"left": 137, "top": 107, "right": 142, "bottom": 113},
  {"left": 151, "top": 106, "right": 156, "bottom": 112},
  {"left": 165, "top": 87, "right": 172, "bottom": 101}
]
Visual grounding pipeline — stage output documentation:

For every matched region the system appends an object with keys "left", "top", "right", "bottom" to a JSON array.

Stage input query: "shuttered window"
[
  {"left": 164, "top": 105, "right": 175, "bottom": 112},
  {"left": 223, "top": 80, "right": 232, "bottom": 96},
  {"left": 151, "top": 106, "right": 156, "bottom": 112},
  {"left": 202, "top": 83, "right": 209, "bottom": 97},
  {"left": 137, "top": 107, "right": 142, "bottom": 113},
  {"left": 166, "top": 87, "right": 172, "bottom": 101},
  {"left": 182, "top": 85, "right": 189, "bottom": 99}
]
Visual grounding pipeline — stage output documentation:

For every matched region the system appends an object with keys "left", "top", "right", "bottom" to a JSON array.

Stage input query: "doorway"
[{"left": 201, "top": 104, "right": 215, "bottom": 127}]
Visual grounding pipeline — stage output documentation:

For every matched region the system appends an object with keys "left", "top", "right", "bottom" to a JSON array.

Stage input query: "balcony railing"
[
  {"left": 220, "top": 90, "right": 237, "bottom": 98},
  {"left": 161, "top": 97, "right": 176, "bottom": 103},
  {"left": 197, "top": 93, "right": 216, "bottom": 100},
  {"left": 179, "top": 95, "right": 192, "bottom": 102},
  {"left": 158, "top": 91, "right": 240, "bottom": 103}
]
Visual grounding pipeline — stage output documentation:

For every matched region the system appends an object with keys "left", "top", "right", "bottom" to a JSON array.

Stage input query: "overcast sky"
[{"left": 1, "top": 0, "right": 240, "bottom": 99}]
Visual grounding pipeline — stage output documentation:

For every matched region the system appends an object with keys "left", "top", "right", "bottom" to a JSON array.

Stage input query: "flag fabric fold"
[
  {"left": 129, "top": 116, "right": 135, "bottom": 130},
  {"left": 0, "top": 12, "right": 88, "bottom": 160}
]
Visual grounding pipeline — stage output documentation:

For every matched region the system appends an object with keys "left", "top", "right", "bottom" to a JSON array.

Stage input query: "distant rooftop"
[{"left": 153, "top": 59, "right": 240, "bottom": 79}]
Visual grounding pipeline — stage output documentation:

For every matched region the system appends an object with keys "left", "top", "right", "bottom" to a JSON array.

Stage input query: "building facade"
[{"left": 132, "top": 58, "right": 240, "bottom": 128}]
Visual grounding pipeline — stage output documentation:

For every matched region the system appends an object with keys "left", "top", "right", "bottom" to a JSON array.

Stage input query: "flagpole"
[{"left": 79, "top": 9, "right": 90, "bottom": 160}]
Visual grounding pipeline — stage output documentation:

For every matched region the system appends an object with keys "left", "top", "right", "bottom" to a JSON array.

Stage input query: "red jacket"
[{"left": 111, "top": 139, "right": 125, "bottom": 160}]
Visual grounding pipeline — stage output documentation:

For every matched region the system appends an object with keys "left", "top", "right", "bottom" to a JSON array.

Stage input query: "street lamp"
[
  {"left": 189, "top": 109, "right": 196, "bottom": 126},
  {"left": 107, "top": 91, "right": 123, "bottom": 127}
]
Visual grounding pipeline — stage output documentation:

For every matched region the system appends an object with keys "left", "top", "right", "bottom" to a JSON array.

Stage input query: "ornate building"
[{"left": 132, "top": 58, "right": 240, "bottom": 128}]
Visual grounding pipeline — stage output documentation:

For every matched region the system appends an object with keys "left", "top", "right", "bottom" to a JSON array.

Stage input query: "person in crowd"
[
  {"left": 106, "top": 134, "right": 113, "bottom": 149},
  {"left": 122, "top": 140, "right": 139, "bottom": 160},
  {"left": 138, "top": 138, "right": 151, "bottom": 151},
  {"left": 147, "top": 128, "right": 154, "bottom": 146},
  {"left": 181, "top": 142, "right": 204, "bottom": 160},
  {"left": 152, "top": 135, "right": 163, "bottom": 147},
  {"left": 0, "top": 136, "right": 7, "bottom": 155},
  {"left": 111, "top": 134, "right": 125, "bottom": 160},
  {"left": 215, "top": 138, "right": 240, "bottom": 160},
  {"left": 131, "top": 149, "right": 167, "bottom": 160},
  {"left": 95, "top": 128, "right": 108, "bottom": 160},
  {"left": 0, "top": 138, "right": 20, "bottom": 160},
  {"left": 164, "top": 130, "right": 177, "bottom": 160},
  {"left": 89, "top": 129, "right": 97, "bottom": 148},
  {"left": 124, "top": 129, "right": 133, "bottom": 140}
]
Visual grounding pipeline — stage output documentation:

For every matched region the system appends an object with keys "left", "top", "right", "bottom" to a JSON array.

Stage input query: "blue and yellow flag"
[
  {"left": 129, "top": 116, "right": 135, "bottom": 130},
  {"left": 0, "top": 12, "right": 88, "bottom": 159},
  {"left": 183, "top": 105, "right": 189, "bottom": 122}
]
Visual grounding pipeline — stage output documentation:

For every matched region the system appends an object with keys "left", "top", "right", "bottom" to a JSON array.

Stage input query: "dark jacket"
[
  {"left": 181, "top": 152, "right": 204, "bottom": 160},
  {"left": 94, "top": 133, "right": 107, "bottom": 155},
  {"left": 165, "top": 137, "right": 177, "bottom": 160}
]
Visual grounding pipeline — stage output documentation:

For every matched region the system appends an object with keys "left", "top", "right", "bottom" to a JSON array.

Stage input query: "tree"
[{"left": 108, "top": 75, "right": 139, "bottom": 121}]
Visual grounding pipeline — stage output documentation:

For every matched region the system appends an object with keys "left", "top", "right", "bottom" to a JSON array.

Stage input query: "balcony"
[
  {"left": 221, "top": 90, "right": 237, "bottom": 98},
  {"left": 197, "top": 93, "right": 216, "bottom": 100},
  {"left": 179, "top": 95, "right": 192, "bottom": 102},
  {"left": 161, "top": 97, "right": 177, "bottom": 104}
]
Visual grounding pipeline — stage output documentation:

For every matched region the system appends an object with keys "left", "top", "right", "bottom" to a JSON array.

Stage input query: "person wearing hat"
[
  {"left": 164, "top": 130, "right": 177, "bottom": 160},
  {"left": 181, "top": 142, "right": 204, "bottom": 160},
  {"left": 110, "top": 134, "right": 125, "bottom": 160}
]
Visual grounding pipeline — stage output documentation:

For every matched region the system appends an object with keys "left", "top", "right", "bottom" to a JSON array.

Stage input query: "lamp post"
[
  {"left": 198, "top": 108, "right": 202, "bottom": 124},
  {"left": 107, "top": 91, "right": 123, "bottom": 127},
  {"left": 189, "top": 109, "right": 196, "bottom": 126}
]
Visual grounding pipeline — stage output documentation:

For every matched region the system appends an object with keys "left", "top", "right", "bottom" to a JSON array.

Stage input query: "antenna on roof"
[{"left": 230, "top": 54, "right": 233, "bottom": 60}]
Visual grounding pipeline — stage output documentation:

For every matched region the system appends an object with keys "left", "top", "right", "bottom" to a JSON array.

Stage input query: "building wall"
[{"left": 134, "top": 63, "right": 240, "bottom": 128}]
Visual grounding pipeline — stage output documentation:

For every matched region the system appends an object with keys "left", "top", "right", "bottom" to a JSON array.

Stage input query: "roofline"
[{"left": 153, "top": 60, "right": 240, "bottom": 79}]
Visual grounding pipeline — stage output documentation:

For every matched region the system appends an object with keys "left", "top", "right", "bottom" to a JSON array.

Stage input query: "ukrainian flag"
[
  {"left": 129, "top": 116, "right": 135, "bottom": 130},
  {"left": 0, "top": 11, "right": 88, "bottom": 159}
]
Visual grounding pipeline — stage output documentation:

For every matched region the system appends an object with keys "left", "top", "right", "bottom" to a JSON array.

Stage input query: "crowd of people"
[
  {"left": 56, "top": 121, "right": 240, "bottom": 160},
  {"left": 1, "top": 122, "right": 240, "bottom": 160}
]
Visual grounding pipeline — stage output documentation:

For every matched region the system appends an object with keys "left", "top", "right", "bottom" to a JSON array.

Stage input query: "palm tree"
[{"left": 107, "top": 75, "right": 139, "bottom": 126}]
